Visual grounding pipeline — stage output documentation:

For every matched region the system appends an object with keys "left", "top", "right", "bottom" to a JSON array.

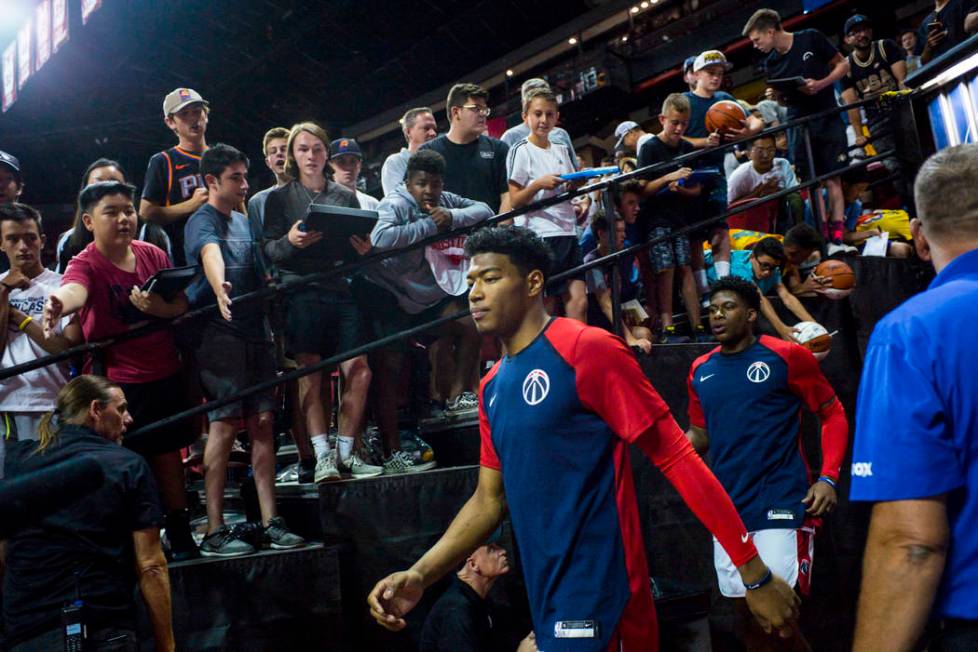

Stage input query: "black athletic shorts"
[
  {"left": 793, "top": 114, "right": 849, "bottom": 179},
  {"left": 544, "top": 235, "right": 585, "bottom": 296},
  {"left": 352, "top": 277, "right": 461, "bottom": 353},
  {"left": 285, "top": 285, "right": 367, "bottom": 358},
  {"left": 195, "top": 324, "right": 277, "bottom": 421},
  {"left": 118, "top": 372, "right": 196, "bottom": 456}
]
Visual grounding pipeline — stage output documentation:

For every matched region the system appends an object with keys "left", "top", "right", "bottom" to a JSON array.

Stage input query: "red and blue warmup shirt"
[
  {"left": 479, "top": 318, "right": 673, "bottom": 651},
  {"left": 687, "top": 336, "right": 838, "bottom": 532}
]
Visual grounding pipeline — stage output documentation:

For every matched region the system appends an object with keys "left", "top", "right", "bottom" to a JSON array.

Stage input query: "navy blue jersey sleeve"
[
  {"left": 141, "top": 152, "right": 168, "bottom": 205},
  {"left": 851, "top": 328, "right": 964, "bottom": 501},
  {"left": 880, "top": 38, "right": 904, "bottom": 65}
]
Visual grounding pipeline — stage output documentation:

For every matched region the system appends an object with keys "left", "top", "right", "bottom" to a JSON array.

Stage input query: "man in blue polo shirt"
[{"left": 851, "top": 144, "right": 978, "bottom": 651}]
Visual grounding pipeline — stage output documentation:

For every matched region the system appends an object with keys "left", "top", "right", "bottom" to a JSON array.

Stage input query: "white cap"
[
  {"left": 614, "top": 120, "right": 640, "bottom": 150},
  {"left": 693, "top": 50, "right": 733, "bottom": 72}
]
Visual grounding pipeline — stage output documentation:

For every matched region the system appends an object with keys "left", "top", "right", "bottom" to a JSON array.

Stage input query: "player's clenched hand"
[
  {"left": 802, "top": 479, "right": 837, "bottom": 516},
  {"left": 42, "top": 295, "right": 63, "bottom": 338},
  {"left": 744, "top": 575, "right": 801, "bottom": 638},
  {"left": 367, "top": 570, "right": 425, "bottom": 631}
]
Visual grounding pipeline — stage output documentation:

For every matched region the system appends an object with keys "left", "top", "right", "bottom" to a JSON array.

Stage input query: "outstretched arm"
[{"left": 367, "top": 466, "right": 506, "bottom": 631}]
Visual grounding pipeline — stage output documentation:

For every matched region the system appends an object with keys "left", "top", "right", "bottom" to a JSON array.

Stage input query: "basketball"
[
  {"left": 815, "top": 259, "right": 856, "bottom": 299},
  {"left": 793, "top": 321, "right": 832, "bottom": 361},
  {"left": 705, "top": 100, "right": 747, "bottom": 134}
]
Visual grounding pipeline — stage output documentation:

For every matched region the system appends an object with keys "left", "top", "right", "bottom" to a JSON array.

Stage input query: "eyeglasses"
[
  {"left": 756, "top": 261, "right": 780, "bottom": 273},
  {"left": 461, "top": 104, "right": 492, "bottom": 117}
]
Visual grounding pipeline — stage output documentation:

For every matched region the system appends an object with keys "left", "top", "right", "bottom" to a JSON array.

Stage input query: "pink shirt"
[{"left": 62, "top": 240, "right": 182, "bottom": 384}]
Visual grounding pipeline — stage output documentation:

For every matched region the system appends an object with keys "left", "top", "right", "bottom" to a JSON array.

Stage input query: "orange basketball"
[
  {"left": 705, "top": 100, "right": 747, "bottom": 134},
  {"left": 815, "top": 259, "right": 855, "bottom": 299}
]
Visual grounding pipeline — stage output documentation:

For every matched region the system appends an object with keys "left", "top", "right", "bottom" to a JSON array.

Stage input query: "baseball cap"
[
  {"left": 614, "top": 120, "right": 640, "bottom": 150},
  {"left": 683, "top": 56, "right": 697, "bottom": 74},
  {"left": 0, "top": 150, "right": 21, "bottom": 180},
  {"left": 693, "top": 50, "right": 733, "bottom": 72},
  {"left": 330, "top": 138, "right": 362, "bottom": 159},
  {"left": 162, "top": 88, "right": 209, "bottom": 117},
  {"left": 844, "top": 14, "right": 871, "bottom": 35}
]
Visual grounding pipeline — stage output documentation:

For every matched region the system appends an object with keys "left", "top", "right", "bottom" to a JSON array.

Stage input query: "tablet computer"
[
  {"left": 304, "top": 203, "right": 380, "bottom": 263},
  {"left": 140, "top": 265, "right": 198, "bottom": 300},
  {"left": 766, "top": 76, "right": 806, "bottom": 92}
]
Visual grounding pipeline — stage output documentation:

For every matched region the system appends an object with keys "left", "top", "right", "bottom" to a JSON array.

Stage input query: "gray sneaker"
[
  {"left": 446, "top": 391, "right": 479, "bottom": 416},
  {"left": 200, "top": 526, "right": 256, "bottom": 558},
  {"left": 383, "top": 450, "right": 437, "bottom": 474},
  {"left": 314, "top": 451, "right": 341, "bottom": 483},
  {"left": 264, "top": 517, "right": 306, "bottom": 550},
  {"left": 338, "top": 453, "right": 384, "bottom": 479}
]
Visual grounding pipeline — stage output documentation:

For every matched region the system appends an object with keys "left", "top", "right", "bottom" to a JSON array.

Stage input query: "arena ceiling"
[{"left": 0, "top": 0, "right": 600, "bottom": 206}]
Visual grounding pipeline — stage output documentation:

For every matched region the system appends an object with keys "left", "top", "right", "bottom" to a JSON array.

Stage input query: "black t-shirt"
[
  {"left": 419, "top": 578, "right": 496, "bottom": 652},
  {"left": 420, "top": 134, "right": 509, "bottom": 213},
  {"left": 918, "top": 0, "right": 978, "bottom": 63},
  {"left": 142, "top": 146, "right": 206, "bottom": 265},
  {"left": 842, "top": 39, "right": 905, "bottom": 122},
  {"left": 764, "top": 29, "right": 842, "bottom": 118},
  {"left": 2, "top": 425, "right": 163, "bottom": 645},
  {"left": 637, "top": 137, "right": 703, "bottom": 231}
]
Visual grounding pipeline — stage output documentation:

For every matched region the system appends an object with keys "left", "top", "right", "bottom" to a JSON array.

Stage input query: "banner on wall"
[
  {"left": 17, "top": 19, "right": 33, "bottom": 90},
  {"left": 36, "top": 0, "right": 52, "bottom": 71},
  {"left": 53, "top": 0, "right": 69, "bottom": 52},
  {"left": 82, "top": 0, "right": 102, "bottom": 25},
  {"left": 2, "top": 44, "right": 17, "bottom": 112}
]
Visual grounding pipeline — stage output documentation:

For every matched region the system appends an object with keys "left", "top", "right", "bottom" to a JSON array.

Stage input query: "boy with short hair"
[
  {"left": 507, "top": 87, "right": 587, "bottom": 322},
  {"left": 43, "top": 181, "right": 199, "bottom": 560},
  {"left": 0, "top": 203, "right": 81, "bottom": 472},
  {"left": 140, "top": 88, "right": 211, "bottom": 265},
  {"left": 637, "top": 93, "right": 707, "bottom": 343},
  {"left": 247, "top": 126, "right": 291, "bottom": 227},
  {"left": 186, "top": 143, "right": 305, "bottom": 557}
]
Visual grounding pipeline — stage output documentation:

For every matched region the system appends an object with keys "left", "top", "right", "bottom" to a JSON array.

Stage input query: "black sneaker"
[
  {"left": 264, "top": 517, "right": 307, "bottom": 550},
  {"left": 164, "top": 510, "right": 200, "bottom": 562},
  {"left": 200, "top": 525, "right": 256, "bottom": 558}
]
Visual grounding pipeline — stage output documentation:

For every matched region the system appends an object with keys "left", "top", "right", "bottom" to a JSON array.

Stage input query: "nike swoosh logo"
[
  {"left": 699, "top": 374, "right": 715, "bottom": 382},
  {"left": 489, "top": 395, "right": 496, "bottom": 408},
  {"left": 741, "top": 533, "right": 750, "bottom": 543},
  {"left": 175, "top": 164, "right": 190, "bottom": 170}
]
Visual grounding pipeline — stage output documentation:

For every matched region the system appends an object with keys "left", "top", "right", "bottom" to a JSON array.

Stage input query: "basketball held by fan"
[
  {"left": 815, "top": 259, "right": 856, "bottom": 299},
  {"left": 705, "top": 101, "right": 747, "bottom": 137},
  {"left": 793, "top": 321, "right": 833, "bottom": 361}
]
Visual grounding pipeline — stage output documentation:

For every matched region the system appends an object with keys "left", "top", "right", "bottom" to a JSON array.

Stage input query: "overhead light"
[
  {"left": 640, "top": 1, "right": 649, "bottom": 7},
  {"left": 568, "top": 36, "right": 578, "bottom": 45},
  {"left": 630, "top": 6, "right": 640, "bottom": 14},
  {"left": 621, "top": 35, "right": 628, "bottom": 43},
  {"left": 506, "top": 69, "right": 514, "bottom": 77}
]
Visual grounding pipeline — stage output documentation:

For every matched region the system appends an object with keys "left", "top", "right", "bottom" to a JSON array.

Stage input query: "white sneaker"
[
  {"left": 314, "top": 452, "right": 341, "bottom": 483},
  {"left": 826, "top": 242, "right": 858, "bottom": 256},
  {"left": 338, "top": 453, "right": 383, "bottom": 479},
  {"left": 383, "top": 450, "right": 436, "bottom": 474},
  {"left": 446, "top": 391, "right": 479, "bottom": 416}
]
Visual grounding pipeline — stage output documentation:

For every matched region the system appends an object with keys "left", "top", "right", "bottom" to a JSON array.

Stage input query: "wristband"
[
  {"left": 744, "top": 568, "right": 773, "bottom": 591},
  {"left": 18, "top": 315, "right": 33, "bottom": 331},
  {"left": 818, "top": 475, "right": 837, "bottom": 489}
]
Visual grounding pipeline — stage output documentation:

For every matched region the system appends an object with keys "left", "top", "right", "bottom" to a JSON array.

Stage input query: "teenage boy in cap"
[
  {"left": 329, "top": 138, "right": 380, "bottom": 211},
  {"left": 613, "top": 120, "right": 652, "bottom": 157},
  {"left": 0, "top": 150, "right": 23, "bottom": 204},
  {"left": 840, "top": 15, "right": 907, "bottom": 152},
  {"left": 140, "top": 88, "right": 211, "bottom": 265},
  {"left": 0, "top": 150, "right": 23, "bottom": 274},
  {"left": 743, "top": 9, "right": 852, "bottom": 253}
]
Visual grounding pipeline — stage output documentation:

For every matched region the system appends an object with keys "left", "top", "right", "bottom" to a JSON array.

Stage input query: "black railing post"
[
  {"left": 602, "top": 184, "right": 623, "bottom": 337},
  {"left": 802, "top": 122, "right": 826, "bottom": 234}
]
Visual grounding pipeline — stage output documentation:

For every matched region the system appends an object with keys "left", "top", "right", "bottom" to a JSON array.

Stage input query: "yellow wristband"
[{"left": 18, "top": 315, "right": 33, "bottom": 331}]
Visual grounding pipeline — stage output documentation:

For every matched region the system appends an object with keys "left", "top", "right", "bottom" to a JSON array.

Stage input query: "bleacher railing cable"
[{"left": 1, "top": 93, "right": 910, "bottom": 444}]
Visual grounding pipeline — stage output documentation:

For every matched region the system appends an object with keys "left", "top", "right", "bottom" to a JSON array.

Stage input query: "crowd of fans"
[{"left": 0, "top": 1, "right": 975, "bottom": 649}]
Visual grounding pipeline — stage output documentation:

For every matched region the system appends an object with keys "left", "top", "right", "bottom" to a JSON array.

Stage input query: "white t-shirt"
[
  {"left": 0, "top": 269, "right": 71, "bottom": 412},
  {"left": 727, "top": 158, "right": 798, "bottom": 204},
  {"left": 356, "top": 189, "right": 381, "bottom": 211},
  {"left": 508, "top": 139, "right": 577, "bottom": 238}
]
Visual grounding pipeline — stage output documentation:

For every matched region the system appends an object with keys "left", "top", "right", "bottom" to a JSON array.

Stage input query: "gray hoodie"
[{"left": 368, "top": 184, "right": 492, "bottom": 314}]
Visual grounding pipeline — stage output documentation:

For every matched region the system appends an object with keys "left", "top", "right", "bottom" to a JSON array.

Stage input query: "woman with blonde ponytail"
[{"left": 3, "top": 375, "right": 175, "bottom": 652}]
